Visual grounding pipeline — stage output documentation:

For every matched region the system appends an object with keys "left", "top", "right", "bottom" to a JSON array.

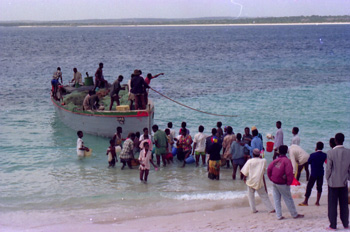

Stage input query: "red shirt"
[{"left": 267, "top": 155, "right": 294, "bottom": 185}]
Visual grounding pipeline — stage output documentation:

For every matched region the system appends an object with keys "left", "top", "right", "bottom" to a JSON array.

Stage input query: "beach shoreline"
[{"left": 1, "top": 194, "right": 338, "bottom": 232}]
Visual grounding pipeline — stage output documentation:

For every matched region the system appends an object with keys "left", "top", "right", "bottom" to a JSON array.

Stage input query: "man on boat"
[
  {"left": 94, "top": 62, "right": 108, "bottom": 90},
  {"left": 130, "top": 69, "right": 149, "bottom": 110},
  {"left": 51, "top": 67, "right": 62, "bottom": 100},
  {"left": 71, "top": 67, "right": 83, "bottom": 87},
  {"left": 109, "top": 75, "right": 126, "bottom": 110}
]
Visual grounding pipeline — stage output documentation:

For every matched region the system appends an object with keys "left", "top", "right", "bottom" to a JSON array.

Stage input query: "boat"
[{"left": 51, "top": 82, "right": 154, "bottom": 138}]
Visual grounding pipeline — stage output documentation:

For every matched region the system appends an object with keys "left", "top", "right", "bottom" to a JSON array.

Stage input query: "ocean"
[{"left": 0, "top": 24, "right": 349, "bottom": 229}]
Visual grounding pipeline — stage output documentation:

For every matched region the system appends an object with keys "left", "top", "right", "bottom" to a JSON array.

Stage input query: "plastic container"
[
  {"left": 185, "top": 155, "right": 195, "bottom": 164},
  {"left": 116, "top": 105, "right": 130, "bottom": 111},
  {"left": 84, "top": 76, "right": 94, "bottom": 86},
  {"left": 172, "top": 147, "right": 177, "bottom": 156},
  {"left": 266, "top": 141, "right": 274, "bottom": 152}
]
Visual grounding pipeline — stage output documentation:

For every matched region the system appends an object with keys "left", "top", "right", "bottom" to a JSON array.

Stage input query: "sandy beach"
[{"left": 2, "top": 188, "right": 348, "bottom": 232}]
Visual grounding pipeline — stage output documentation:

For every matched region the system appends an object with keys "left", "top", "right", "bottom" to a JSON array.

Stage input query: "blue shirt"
[
  {"left": 245, "top": 136, "right": 263, "bottom": 157},
  {"left": 308, "top": 150, "right": 327, "bottom": 177}
]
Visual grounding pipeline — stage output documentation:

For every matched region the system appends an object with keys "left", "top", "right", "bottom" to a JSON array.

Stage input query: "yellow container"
[{"left": 116, "top": 105, "right": 130, "bottom": 111}]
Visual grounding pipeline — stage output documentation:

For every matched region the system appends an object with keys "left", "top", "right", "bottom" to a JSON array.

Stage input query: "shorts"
[
  {"left": 155, "top": 147, "right": 167, "bottom": 156},
  {"left": 128, "top": 93, "right": 135, "bottom": 101},
  {"left": 233, "top": 158, "right": 245, "bottom": 166},
  {"left": 195, "top": 151, "right": 206, "bottom": 156},
  {"left": 51, "top": 79, "right": 58, "bottom": 86}
]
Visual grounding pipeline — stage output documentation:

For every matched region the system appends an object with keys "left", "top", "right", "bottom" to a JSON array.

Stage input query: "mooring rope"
[{"left": 149, "top": 87, "right": 238, "bottom": 117}]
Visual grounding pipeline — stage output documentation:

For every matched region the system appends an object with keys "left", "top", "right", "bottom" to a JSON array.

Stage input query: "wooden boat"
[{"left": 51, "top": 85, "right": 154, "bottom": 138}]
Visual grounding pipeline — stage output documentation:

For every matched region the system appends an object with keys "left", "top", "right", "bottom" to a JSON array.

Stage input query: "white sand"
[{"left": 3, "top": 193, "right": 349, "bottom": 232}]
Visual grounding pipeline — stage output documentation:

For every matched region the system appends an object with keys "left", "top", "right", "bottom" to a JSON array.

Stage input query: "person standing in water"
[
  {"left": 76, "top": 131, "right": 89, "bottom": 157},
  {"left": 207, "top": 128, "right": 222, "bottom": 180},
  {"left": 192, "top": 125, "right": 207, "bottom": 167},
  {"left": 139, "top": 142, "right": 157, "bottom": 182}
]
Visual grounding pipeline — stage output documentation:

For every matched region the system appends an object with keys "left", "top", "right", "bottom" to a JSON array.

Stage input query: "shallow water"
[{"left": 0, "top": 25, "right": 349, "bottom": 227}]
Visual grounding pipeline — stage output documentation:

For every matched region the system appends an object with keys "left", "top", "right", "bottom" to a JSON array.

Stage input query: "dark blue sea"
[{"left": 0, "top": 24, "right": 349, "bottom": 230}]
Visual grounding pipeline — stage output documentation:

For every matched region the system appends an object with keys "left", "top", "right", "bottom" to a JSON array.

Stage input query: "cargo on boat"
[{"left": 51, "top": 84, "right": 154, "bottom": 138}]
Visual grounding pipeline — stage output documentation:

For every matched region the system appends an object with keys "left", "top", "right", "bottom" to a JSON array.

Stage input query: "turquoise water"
[{"left": 0, "top": 25, "right": 349, "bottom": 228}]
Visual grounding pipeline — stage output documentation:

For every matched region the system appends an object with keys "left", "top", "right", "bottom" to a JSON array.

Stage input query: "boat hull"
[{"left": 52, "top": 98, "right": 154, "bottom": 138}]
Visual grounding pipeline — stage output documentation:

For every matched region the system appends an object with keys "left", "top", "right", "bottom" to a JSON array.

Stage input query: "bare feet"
[
  {"left": 277, "top": 216, "right": 285, "bottom": 220},
  {"left": 269, "top": 210, "right": 276, "bottom": 213},
  {"left": 315, "top": 202, "right": 320, "bottom": 206},
  {"left": 253, "top": 210, "right": 259, "bottom": 213}
]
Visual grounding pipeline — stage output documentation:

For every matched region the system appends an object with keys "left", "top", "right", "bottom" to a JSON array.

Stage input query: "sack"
[
  {"left": 177, "top": 148, "right": 185, "bottom": 161},
  {"left": 291, "top": 177, "right": 300, "bottom": 186},
  {"left": 108, "top": 152, "right": 113, "bottom": 162}
]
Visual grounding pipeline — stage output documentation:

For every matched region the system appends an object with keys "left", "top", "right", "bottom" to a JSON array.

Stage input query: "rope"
[{"left": 149, "top": 87, "right": 238, "bottom": 118}]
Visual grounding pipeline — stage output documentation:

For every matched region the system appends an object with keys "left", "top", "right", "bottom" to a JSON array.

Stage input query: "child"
[
  {"left": 139, "top": 134, "right": 153, "bottom": 151},
  {"left": 112, "top": 126, "right": 123, "bottom": 148},
  {"left": 139, "top": 142, "right": 157, "bottom": 182},
  {"left": 106, "top": 139, "right": 118, "bottom": 167},
  {"left": 77, "top": 131, "right": 89, "bottom": 157},
  {"left": 133, "top": 132, "right": 141, "bottom": 154},
  {"left": 165, "top": 129, "right": 174, "bottom": 152}
]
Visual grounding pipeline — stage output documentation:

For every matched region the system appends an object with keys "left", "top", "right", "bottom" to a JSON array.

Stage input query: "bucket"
[
  {"left": 84, "top": 76, "right": 94, "bottom": 86},
  {"left": 266, "top": 141, "right": 274, "bottom": 152}
]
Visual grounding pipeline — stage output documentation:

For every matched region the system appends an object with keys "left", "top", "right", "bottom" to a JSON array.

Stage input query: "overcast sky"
[{"left": 0, "top": 0, "right": 349, "bottom": 21}]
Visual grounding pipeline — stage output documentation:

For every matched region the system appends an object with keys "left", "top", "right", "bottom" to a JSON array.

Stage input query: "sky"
[{"left": 0, "top": 0, "right": 349, "bottom": 21}]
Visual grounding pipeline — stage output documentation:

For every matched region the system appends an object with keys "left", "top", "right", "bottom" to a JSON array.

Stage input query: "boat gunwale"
[{"left": 51, "top": 97, "right": 153, "bottom": 118}]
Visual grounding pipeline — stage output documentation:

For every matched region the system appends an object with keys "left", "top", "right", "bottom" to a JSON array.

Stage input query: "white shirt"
[
  {"left": 139, "top": 149, "right": 152, "bottom": 170},
  {"left": 288, "top": 144, "right": 310, "bottom": 174},
  {"left": 140, "top": 133, "right": 152, "bottom": 142},
  {"left": 76, "top": 138, "right": 85, "bottom": 157},
  {"left": 291, "top": 134, "right": 300, "bottom": 145},
  {"left": 241, "top": 158, "right": 267, "bottom": 190},
  {"left": 73, "top": 71, "right": 83, "bottom": 85},
  {"left": 168, "top": 128, "right": 176, "bottom": 144},
  {"left": 193, "top": 132, "right": 207, "bottom": 152},
  {"left": 274, "top": 128, "right": 283, "bottom": 149}
]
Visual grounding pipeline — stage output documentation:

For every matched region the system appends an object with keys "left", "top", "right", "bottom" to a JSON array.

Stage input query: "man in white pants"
[{"left": 241, "top": 148, "right": 275, "bottom": 213}]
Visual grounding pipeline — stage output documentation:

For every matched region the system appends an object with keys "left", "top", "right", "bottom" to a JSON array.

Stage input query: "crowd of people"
[{"left": 76, "top": 120, "right": 349, "bottom": 229}]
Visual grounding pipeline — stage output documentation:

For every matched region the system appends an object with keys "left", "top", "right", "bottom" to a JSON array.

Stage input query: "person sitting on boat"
[
  {"left": 109, "top": 75, "right": 126, "bottom": 111},
  {"left": 130, "top": 69, "right": 149, "bottom": 110},
  {"left": 94, "top": 62, "right": 108, "bottom": 90},
  {"left": 83, "top": 90, "right": 93, "bottom": 111},
  {"left": 70, "top": 67, "right": 83, "bottom": 87},
  {"left": 90, "top": 90, "right": 100, "bottom": 110}
]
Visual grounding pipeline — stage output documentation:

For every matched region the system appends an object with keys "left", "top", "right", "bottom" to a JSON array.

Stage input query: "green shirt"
[{"left": 154, "top": 130, "right": 168, "bottom": 155}]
